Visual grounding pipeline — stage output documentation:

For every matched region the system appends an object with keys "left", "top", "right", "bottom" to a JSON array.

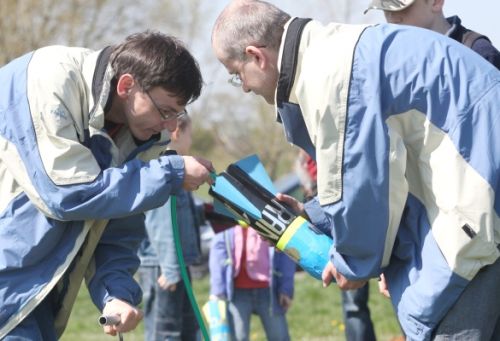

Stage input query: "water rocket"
[{"left": 209, "top": 154, "right": 333, "bottom": 280}]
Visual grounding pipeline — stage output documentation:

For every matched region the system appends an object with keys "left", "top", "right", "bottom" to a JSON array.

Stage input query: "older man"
[{"left": 211, "top": 1, "right": 500, "bottom": 340}]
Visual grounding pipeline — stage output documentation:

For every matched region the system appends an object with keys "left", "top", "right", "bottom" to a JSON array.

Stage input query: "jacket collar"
[
  {"left": 275, "top": 17, "right": 316, "bottom": 160},
  {"left": 274, "top": 18, "right": 369, "bottom": 205},
  {"left": 85, "top": 46, "right": 115, "bottom": 130}
]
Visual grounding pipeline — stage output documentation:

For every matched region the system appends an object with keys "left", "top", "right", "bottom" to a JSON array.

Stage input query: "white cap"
[{"left": 364, "top": 0, "right": 416, "bottom": 14}]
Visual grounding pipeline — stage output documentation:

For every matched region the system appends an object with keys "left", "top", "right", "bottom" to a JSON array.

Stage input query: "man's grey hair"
[{"left": 212, "top": 0, "right": 291, "bottom": 61}]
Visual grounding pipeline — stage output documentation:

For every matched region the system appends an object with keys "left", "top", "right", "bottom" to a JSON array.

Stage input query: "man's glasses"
[
  {"left": 228, "top": 74, "right": 243, "bottom": 87},
  {"left": 227, "top": 45, "right": 266, "bottom": 87},
  {"left": 145, "top": 91, "right": 186, "bottom": 121}
]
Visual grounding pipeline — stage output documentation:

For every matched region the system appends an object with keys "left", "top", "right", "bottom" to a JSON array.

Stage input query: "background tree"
[
  {"left": 0, "top": 0, "right": 382, "bottom": 183},
  {"left": 0, "top": 0, "right": 145, "bottom": 65}
]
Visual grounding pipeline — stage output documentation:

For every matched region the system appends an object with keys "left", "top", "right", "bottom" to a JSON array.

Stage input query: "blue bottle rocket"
[{"left": 209, "top": 154, "right": 333, "bottom": 280}]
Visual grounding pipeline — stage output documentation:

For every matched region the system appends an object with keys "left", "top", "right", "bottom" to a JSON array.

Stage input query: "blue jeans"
[
  {"left": 432, "top": 256, "right": 500, "bottom": 340},
  {"left": 341, "top": 283, "right": 376, "bottom": 341},
  {"left": 138, "top": 266, "right": 199, "bottom": 341},
  {"left": 228, "top": 287, "right": 290, "bottom": 341}
]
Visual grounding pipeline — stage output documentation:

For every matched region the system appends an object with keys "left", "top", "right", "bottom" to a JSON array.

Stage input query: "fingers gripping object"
[
  {"left": 208, "top": 154, "right": 334, "bottom": 281},
  {"left": 98, "top": 314, "right": 123, "bottom": 341}
]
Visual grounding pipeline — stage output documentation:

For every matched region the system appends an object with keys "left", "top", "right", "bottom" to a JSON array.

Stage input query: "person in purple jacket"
[{"left": 209, "top": 225, "right": 296, "bottom": 341}]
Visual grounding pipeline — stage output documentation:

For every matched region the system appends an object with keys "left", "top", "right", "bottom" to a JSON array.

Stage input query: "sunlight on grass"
[{"left": 61, "top": 271, "right": 402, "bottom": 341}]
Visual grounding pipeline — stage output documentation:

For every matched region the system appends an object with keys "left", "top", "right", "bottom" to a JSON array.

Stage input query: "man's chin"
[
  {"left": 131, "top": 130, "right": 153, "bottom": 142},
  {"left": 264, "top": 96, "right": 275, "bottom": 105}
]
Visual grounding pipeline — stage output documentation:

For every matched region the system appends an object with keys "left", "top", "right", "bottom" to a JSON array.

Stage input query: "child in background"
[
  {"left": 138, "top": 114, "right": 204, "bottom": 341},
  {"left": 209, "top": 224, "right": 296, "bottom": 341}
]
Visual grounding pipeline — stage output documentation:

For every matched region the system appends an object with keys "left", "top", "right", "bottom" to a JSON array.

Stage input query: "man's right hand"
[
  {"left": 276, "top": 193, "right": 305, "bottom": 216},
  {"left": 102, "top": 299, "right": 143, "bottom": 336},
  {"left": 182, "top": 156, "right": 214, "bottom": 191}
]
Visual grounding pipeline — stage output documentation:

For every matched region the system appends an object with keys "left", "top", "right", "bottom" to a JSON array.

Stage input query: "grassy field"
[{"left": 60, "top": 271, "right": 403, "bottom": 341}]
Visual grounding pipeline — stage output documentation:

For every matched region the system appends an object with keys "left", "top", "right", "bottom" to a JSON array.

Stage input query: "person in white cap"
[{"left": 364, "top": 0, "right": 500, "bottom": 69}]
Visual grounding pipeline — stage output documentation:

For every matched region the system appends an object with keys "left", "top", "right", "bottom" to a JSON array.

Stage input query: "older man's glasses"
[
  {"left": 145, "top": 91, "right": 186, "bottom": 121},
  {"left": 228, "top": 74, "right": 243, "bottom": 87},
  {"left": 227, "top": 45, "right": 267, "bottom": 87}
]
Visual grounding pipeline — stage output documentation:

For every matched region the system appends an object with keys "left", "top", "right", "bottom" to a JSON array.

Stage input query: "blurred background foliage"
[{"left": 0, "top": 0, "right": 380, "bottom": 180}]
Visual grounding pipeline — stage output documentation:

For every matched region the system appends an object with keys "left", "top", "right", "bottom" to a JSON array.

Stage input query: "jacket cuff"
[
  {"left": 160, "top": 154, "right": 185, "bottom": 192},
  {"left": 304, "top": 197, "right": 332, "bottom": 236}
]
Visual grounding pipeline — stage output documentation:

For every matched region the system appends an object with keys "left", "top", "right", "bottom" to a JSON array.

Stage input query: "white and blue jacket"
[
  {"left": 0, "top": 46, "right": 186, "bottom": 337},
  {"left": 276, "top": 18, "right": 500, "bottom": 340}
]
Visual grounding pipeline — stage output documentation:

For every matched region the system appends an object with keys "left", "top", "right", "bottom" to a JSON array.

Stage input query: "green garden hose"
[{"left": 170, "top": 195, "right": 210, "bottom": 341}]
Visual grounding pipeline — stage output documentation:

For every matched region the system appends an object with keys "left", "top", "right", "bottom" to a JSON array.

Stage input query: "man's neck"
[
  {"left": 105, "top": 94, "right": 126, "bottom": 124},
  {"left": 431, "top": 14, "right": 452, "bottom": 35}
]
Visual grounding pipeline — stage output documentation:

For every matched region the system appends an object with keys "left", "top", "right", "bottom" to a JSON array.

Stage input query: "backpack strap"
[{"left": 462, "top": 30, "right": 490, "bottom": 48}]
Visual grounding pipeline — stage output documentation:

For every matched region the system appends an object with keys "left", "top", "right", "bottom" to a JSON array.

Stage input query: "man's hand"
[
  {"left": 182, "top": 156, "right": 214, "bottom": 191},
  {"left": 321, "top": 261, "right": 367, "bottom": 290},
  {"left": 378, "top": 273, "right": 391, "bottom": 298},
  {"left": 157, "top": 274, "right": 178, "bottom": 292},
  {"left": 279, "top": 293, "right": 293, "bottom": 312},
  {"left": 276, "top": 193, "right": 304, "bottom": 216},
  {"left": 102, "top": 299, "right": 143, "bottom": 336}
]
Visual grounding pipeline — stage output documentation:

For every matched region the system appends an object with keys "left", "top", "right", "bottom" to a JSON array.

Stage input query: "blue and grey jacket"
[
  {"left": 276, "top": 18, "right": 500, "bottom": 340},
  {"left": 0, "top": 45, "right": 186, "bottom": 337}
]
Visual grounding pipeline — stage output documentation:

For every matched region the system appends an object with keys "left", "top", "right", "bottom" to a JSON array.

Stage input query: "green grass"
[{"left": 61, "top": 271, "right": 403, "bottom": 341}]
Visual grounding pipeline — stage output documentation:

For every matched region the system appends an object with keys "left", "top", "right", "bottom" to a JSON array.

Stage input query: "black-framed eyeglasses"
[{"left": 145, "top": 91, "right": 187, "bottom": 121}]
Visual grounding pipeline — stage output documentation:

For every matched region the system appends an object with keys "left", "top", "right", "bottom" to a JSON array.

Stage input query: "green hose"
[{"left": 170, "top": 195, "right": 211, "bottom": 341}]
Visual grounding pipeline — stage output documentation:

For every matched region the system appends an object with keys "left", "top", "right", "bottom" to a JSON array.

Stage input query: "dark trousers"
[{"left": 341, "top": 283, "right": 376, "bottom": 341}]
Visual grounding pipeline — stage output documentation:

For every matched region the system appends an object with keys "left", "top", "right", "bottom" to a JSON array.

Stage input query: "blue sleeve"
[
  {"left": 42, "top": 156, "right": 185, "bottom": 221},
  {"left": 273, "top": 250, "right": 295, "bottom": 298},
  {"left": 303, "top": 197, "right": 332, "bottom": 237},
  {"left": 208, "top": 231, "right": 230, "bottom": 298},
  {"left": 86, "top": 214, "right": 145, "bottom": 310}
]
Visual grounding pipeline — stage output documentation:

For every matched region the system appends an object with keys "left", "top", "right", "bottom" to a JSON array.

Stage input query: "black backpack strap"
[{"left": 462, "top": 30, "right": 490, "bottom": 48}]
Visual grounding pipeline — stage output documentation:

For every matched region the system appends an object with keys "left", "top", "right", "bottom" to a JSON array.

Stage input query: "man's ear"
[
  {"left": 432, "top": 0, "right": 445, "bottom": 12},
  {"left": 116, "top": 74, "right": 135, "bottom": 98},
  {"left": 245, "top": 45, "right": 266, "bottom": 69}
]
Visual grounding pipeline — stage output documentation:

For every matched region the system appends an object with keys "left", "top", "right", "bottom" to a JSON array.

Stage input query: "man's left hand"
[{"left": 321, "top": 261, "right": 367, "bottom": 290}]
